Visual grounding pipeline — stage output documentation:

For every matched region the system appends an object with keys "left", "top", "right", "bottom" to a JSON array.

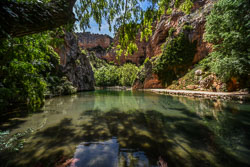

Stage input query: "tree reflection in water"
[{"left": 0, "top": 90, "right": 249, "bottom": 167}]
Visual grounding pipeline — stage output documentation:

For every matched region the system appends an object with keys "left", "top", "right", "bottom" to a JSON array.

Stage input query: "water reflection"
[
  {"left": 0, "top": 90, "right": 249, "bottom": 167},
  {"left": 69, "top": 138, "right": 150, "bottom": 167}
]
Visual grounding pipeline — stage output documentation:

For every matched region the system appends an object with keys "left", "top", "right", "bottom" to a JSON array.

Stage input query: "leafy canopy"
[
  {"left": 204, "top": 0, "right": 250, "bottom": 82},
  {"left": 0, "top": 30, "right": 76, "bottom": 111}
]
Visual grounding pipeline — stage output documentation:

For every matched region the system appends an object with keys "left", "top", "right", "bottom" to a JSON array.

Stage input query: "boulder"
[
  {"left": 195, "top": 69, "right": 203, "bottom": 76},
  {"left": 186, "top": 85, "right": 198, "bottom": 90}
]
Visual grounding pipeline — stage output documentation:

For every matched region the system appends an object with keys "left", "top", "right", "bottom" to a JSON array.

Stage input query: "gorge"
[{"left": 0, "top": 0, "right": 249, "bottom": 167}]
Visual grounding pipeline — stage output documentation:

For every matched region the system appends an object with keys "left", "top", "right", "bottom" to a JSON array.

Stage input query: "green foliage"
[
  {"left": 45, "top": 76, "right": 77, "bottom": 97},
  {"left": 106, "top": 43, "right": 114, "bottom": 52},
  {"left": 204, "top": 0, "right": 250, "bottom": 82},
  {"left": 180, "top": 0, "right": 193, "bottom": 14},
  {"left": 166, "top": 8, "right": 173, "bottom": 15},
  {"left": 0, "top": 31, "right": 76, "bottom": 111},
  {"left": 0, "top": 33, "right": 54, "bottom": 110},
  {"left": 143, "top": 57, "right": 150, "bottom": 65},
  {"left": 140, "top": 11, "right": 153, "bottom": 42},
  {"left": 81, "top": 49, "right": 87, "bottom": 55},
  {"left": 182, "top": 24, "right": 193, "bottom": 31},
  {"left": 153, "top": 33, "right": 196, "bottom": 85},
  {"left": 94, "top": 63, "right": 139, "bottom": 87},
  {"left": 89, "top": 50, "right": 139, "bottom": 87},
  {"left": 118, "top": 63, "right": 139, "bottom": 86},
  {"left": 174, "top": 0, "right": 181, "bottom": 8},
  {"left": 158, "top": 0, "right": 171, "bottom": 15},
  {"left": 88, "top": 52, "right": 109, "bottom": 69},
  {"left": 168, "top": 27, "right": 176, "bottom": 36},
  {"left": 94, "top": 65, "right": 120, "bottom": 87}
]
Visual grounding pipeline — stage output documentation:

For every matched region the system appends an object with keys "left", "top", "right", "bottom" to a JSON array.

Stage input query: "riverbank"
[
  {"left": 143, "top": 89, "right": 250, "bottom": 102},
  {"left": 95, "top": 86, "right": 132, "bottom": 90}
]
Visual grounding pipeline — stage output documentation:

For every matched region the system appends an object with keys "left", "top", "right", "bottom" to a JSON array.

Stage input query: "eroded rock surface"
[
  {"left": 103, "top": 33, "right": 149, "bottom": 66},
  {"left": 55, "top": 32, "right": 95, "bottom": 91},
  {"left": 77, "top": 32, "right": 113, "bottom": 58},
  {"left": 133, "top": 0, "right": 216, "bottom": 89}
]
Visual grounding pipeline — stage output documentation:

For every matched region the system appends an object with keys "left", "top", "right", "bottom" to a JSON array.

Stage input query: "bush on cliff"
[
  {"left": 204, "top": 0, "right": 250, "bottom": 83},
  {"left": 153, "top": 33, "right": 196, "bottom": 85}
]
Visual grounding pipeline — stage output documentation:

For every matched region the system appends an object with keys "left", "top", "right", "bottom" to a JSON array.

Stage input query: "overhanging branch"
[{"left": 0, "top": 0, "right": 77, "bottom": 39}]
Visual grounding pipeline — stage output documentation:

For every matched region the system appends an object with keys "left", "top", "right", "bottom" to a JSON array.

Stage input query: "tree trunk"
[{"left": 0, "top": 0, "right": 77, "bottom": 39}]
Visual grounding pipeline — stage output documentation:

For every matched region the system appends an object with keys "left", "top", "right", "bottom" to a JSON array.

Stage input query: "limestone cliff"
[
  {"left": 133, "top": 0, "right": 216, "bottom": 89},
  {"left": 103, "top": 33, "right": 148, "bottom": 66},
  {"left": 55, "top": 32, "right": 95, "bottom": 91},
  {"left": 77, "top": 32, "right": 113, "bottom": 58}
]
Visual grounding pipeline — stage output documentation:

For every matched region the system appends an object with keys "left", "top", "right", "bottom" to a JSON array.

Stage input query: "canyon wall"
[
  {"left": 77, "top": 32, "right": 113, "bottom": 58},
  {"left": 104, "top": 0, "right": 214, "bottom": 67},
  {"left": 55, "top": 32, "right": 95, "bottom": 91},
  {"left": 103, "top": 34, "right": 149, "bottom": 66},
  {"left": 133, "top": 0, "right": 215, "bottom": 89}
]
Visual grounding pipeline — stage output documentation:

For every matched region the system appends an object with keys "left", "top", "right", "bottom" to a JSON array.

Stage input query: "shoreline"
[
  {"left": 73, "top": 86, "right": 249, "bottom": 102},
  {"left": 95, "top": 86, "right": 132, "bottom": 90},
  {"left": 141, "top": 89, "right": 250, "bottom": 102}
]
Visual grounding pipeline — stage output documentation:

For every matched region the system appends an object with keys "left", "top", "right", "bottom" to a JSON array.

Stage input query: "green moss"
[
  {"left": 174, "top": 0, "right": 181, "bottom": 8},
  {"left": 168, "top": 27, "right": 176, "bottom": 36},
  {"left": 81, "top": 49, "right": 87, "bottom": 55},
  {"left": 166, "top": 8, "right": 173, "bottom": 15},
  {"left": 183, "top": 24, "right": 193, "bottom": 31},
  {"left": 75, "top": 59, "right": 81, "bottom": 66},
  {"left": 143, "top": 57, "right": 150, "bottom": 65},
  {"left": 180, "top": 0, "right": 193, "bottom": 14},
  {"left": 153, "top": 33, "right": 197, "bottom": 85}
]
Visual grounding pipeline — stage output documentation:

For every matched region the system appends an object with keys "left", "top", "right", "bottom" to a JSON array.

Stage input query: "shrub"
[
  {"left": 204, "top": 0, "right": 250, "bottom": 82},
  {"left": 168, "top": 27, "right": 176, "bottom": 36},
  {"left": 180, "top": 0, "right": 193, "bottom": 14},
  {"left": 0, "top": 33, "right": 56, "bottom": 111},
  {"left": 94, "top": 65, "right": 119, "bottom": 87},
  {"left": 94, "top": 63, "right": 139, "bottom": 87},
  {"left": 119, "top": 63, "right": 139, "bottom": 86},
  {"left": 182, "top": 24, "right": 193, "bottom": 31},
  {"left": 0, "top": 30, "right": 76, "bottom": 111},
  {"left": 153, "top": 33, "right": 196, "bottom": 85}
]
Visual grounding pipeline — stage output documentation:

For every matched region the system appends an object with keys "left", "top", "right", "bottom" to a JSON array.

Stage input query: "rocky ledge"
[{"left": 145, "top": 89, "right": 250, "bottom": 102}]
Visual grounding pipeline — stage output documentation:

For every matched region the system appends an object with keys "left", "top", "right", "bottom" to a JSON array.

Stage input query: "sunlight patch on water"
[{"left": 0, "top": 90, "right": 250, "bottom": 167}]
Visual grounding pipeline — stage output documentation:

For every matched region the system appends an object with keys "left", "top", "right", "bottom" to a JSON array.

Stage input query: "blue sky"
[{"left": 75, "top": 1, "right": 151, "bottom": 37}]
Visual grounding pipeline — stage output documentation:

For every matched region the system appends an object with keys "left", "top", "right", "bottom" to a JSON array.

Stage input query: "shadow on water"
[
  {"left": 1, "top": 107, "right": 250, "bottom": 167},
  {"left": 0, "top": 106, "right": 44, "bottom": 131},
  {"left": 0, "top": 90, "right": 250, "bottom": 167}
]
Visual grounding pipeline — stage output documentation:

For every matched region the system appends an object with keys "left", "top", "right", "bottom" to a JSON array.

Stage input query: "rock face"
[
  {"left": 133, "top": 58, "right": 163, "bottom": 89},
  {"left": 103, "top": 33, "right": 149, "bottom": 66},
  {"left": 147, "top": 0, "right": 214, "bottom": 63},
  {"left": 77, "top": 32, "right": 113, "bottom": 58},
  {"left": 132, "top": 0, "right": 216, "bottom": 89},
  {"left": 54, "top": 32, "right": 95, "bottom": 91},
  {"left": 104, "top": 0, "right": 214, "bottom": 67}
]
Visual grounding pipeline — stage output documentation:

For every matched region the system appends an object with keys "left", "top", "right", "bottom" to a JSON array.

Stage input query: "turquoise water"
[{"left": 0, "top": 90, "right": 250, "bottom": 167}]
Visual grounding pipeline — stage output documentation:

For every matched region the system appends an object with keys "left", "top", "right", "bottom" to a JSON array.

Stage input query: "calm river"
[{"left": 0, "top": 90, "right": 250, "bottom": 167}]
